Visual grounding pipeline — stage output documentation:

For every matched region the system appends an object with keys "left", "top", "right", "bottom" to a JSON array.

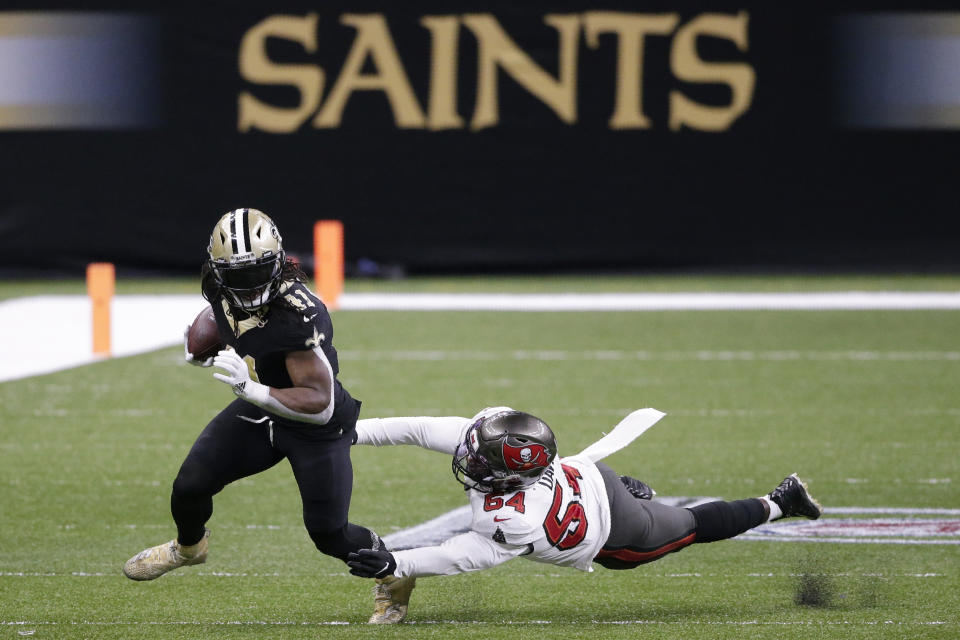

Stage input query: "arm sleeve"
[
  {"left": 392, "top": 531, "right": 528, "bottom": 578},
  {"left": 354, "top": 416, "right": 468, "bottom": 454}
]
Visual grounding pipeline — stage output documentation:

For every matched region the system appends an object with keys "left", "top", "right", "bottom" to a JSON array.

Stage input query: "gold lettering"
[
  {"left": 237, "top": 13, "right": 324, "bottom": 133},
  {"left": 314, "top": 14, "right": 425, "bottom": 128},
  {"left": 584, "top": 12, "right": 679, "bottom": 130},
  {"left": 669, "top": 12, "right": 755, "bottom": 132},
  {"left": 237, "top": 11, "right": 757, "bottom": 134},
  {"left": 463, "top": 13, "right": 580, "bottom": 131},
  {"left": 421, "top": 16, "right": 463, "bottom": 130}
]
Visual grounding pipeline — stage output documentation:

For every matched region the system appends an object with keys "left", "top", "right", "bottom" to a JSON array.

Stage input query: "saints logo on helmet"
[
  {"left": 205, "top": 208, "right": 285, "bottom": 310},
  {"left": 452, "top": 411, "right": 558, "bottom": 493}
]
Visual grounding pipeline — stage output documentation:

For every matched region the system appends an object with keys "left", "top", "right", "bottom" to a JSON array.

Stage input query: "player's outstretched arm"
[
  {"left": 354, "top": 416, "right": 468, "bottom": 454},
  {"left": 348, "top": 531, "right": 527, "bottom": 579}
]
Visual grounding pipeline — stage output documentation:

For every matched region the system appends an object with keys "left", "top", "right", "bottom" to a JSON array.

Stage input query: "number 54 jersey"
[
  {"left": 468, "top": 451, "right": 611, "bottom": 572},
  {"left": 354, "top": 406, "right": 648, "bottom": 576}
]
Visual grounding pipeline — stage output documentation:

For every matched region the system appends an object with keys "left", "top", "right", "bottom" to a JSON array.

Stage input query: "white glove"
[
  {"left": 213, "top": 349, "right": 269, "bottom": 403},
  {"left": 183, "top": 325, "right": 214, "bottom": 367},
  {"left": 212, "top": 349, "right": 333, "bottom": 426}
]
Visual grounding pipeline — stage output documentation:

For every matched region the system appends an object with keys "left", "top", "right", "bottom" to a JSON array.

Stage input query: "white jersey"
[
  {"left": 355, "top": 406, "right": 665, "bottom": 578},
  {"left": 466, "top": 452, "right": 609, "bottom": 571}
]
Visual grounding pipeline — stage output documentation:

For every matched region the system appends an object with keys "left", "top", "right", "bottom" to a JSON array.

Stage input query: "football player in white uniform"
[{"left": 347, "top": 407, "right": 822, "bottom": 623}]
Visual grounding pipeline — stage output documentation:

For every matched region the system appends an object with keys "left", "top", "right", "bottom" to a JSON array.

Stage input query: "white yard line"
[
  {"left": 825, "top": 507, "right": 960, "bottom": 515},
  {"left": 1, "top": 620, "right": 953, "bottom": 626},
  {"left": 738, "top": 536, "right": 960, "bottom": 545},
  {"left": 339, "top": 349, "right": 960, "bottom": 361},
  {"left": 2, "top": 291, "right": 959, "bottom": 382},
  {"left": 340, "top": 291, "right": 960, "bottom": 311}
]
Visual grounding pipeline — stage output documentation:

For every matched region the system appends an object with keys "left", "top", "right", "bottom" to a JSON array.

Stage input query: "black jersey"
[{"left": 209, "top": 280, "right": 359, "bottom": 428}]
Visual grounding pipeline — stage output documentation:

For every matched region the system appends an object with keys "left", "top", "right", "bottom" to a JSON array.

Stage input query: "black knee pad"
[{"left": 689, "top": 499, "right": 766, "bottom": 543}]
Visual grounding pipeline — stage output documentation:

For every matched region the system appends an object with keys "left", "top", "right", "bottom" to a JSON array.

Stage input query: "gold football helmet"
[{"left": 206, "top": 208, "right": 285, "bottom": 310}]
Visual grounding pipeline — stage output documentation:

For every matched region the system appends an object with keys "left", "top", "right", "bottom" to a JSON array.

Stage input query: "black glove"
[
  {"left": 620, "top": 475, "right": 656, "bottom": 500},
  {"left": 347, "top": 549, "right": 397, "bottom": 579}
]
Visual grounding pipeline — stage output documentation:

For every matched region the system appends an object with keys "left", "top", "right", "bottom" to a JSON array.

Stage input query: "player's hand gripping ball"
[{"left": 185, "top": 305, "right": 223, "bottom": 366}]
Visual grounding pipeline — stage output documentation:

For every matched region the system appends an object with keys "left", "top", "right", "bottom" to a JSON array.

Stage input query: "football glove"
[
  {"left": 347, "top": 549, "right": 397, "bottom": 579},
  {"left": 213, "top": 349, "right": 268, "bottom": 404},
  {"left": 620, "top": 475, "right": 656, "bottom": 500},
  {"left": 183, "top": 325, "right": 213, "bottom": 367}
]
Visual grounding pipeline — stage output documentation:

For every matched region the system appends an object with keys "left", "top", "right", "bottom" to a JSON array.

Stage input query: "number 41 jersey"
[{"left": 468, "top": 452, "right": 611, "bottom": 572}]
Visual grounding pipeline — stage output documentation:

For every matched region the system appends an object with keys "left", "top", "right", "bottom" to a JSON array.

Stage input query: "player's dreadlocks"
[{"left": 280, "top": 257, "right": 309, "bottom": 285}]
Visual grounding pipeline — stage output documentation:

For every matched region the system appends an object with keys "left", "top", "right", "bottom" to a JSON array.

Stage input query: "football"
[{"left": 187, "top": 305, "right": 223, "bottom": 361}]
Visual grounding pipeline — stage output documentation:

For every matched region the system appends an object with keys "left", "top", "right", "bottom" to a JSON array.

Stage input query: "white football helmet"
[{"left": 205, "top": 208, "right": 285, "bottom": 310}]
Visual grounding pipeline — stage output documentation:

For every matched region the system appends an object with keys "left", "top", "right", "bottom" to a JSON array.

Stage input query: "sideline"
[{"left": 3, "top": 291, "right": 960, "bottom": 382}]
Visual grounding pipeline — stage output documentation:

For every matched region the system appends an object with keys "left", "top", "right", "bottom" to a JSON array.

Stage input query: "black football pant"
[{"left": 170, "top": 398, "right": 379, "bottom": 560}]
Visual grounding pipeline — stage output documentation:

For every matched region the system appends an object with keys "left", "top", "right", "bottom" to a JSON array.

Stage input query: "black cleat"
[
  {"left": 768, "top": 473, "right": 822, "bottom": 520},
  {"left": 620, "top": 475, "right": 656, "bottom": 500}
]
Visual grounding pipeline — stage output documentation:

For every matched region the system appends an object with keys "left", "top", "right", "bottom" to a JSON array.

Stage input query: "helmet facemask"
[
  {"left": 452, "top": 436, "right": 506, "bottom": 493},
  {"left": 210, "top": 252, "right": 284, "bottom": 311}
]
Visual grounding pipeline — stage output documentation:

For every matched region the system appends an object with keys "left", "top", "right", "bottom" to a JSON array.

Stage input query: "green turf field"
[{"left": 1, "top": 277, "right": 958, "bottom": 639}]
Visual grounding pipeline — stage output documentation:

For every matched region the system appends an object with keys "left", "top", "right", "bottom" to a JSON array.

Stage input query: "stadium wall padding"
[{"left": 1, "top": 1, "right": 958, "bottom": 274}]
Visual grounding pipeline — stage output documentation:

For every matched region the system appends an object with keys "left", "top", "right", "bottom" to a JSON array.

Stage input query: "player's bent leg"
[
  {"left": 284, "top": 419, "right": 414, "bottom": 621},
  {"left": 308, "top": 523, "right": 383, "bottom": 561},
  {"left": 369, "top": 575, "right": 417, "bottom": 624},
  {"left": 123, "top": 529, "right": 210, "bottom": 581},
  {"left": 288, "top": 420, "right": 395, "bottom": 564},
  {"left": 308, "top": 525, "right": 416, "bottom": 624},
  {"left": 595, "top": 463, "right": 697, "bottom": 569},
  {"left": 125, "top": 400, "right": 283, "bottom": 581},
  {"left": 171, "top": 399, "right": 286, "bottom": 546},
  {"left": 170, "top": 465, "right": 220, "bottom": 547},
  {"left": 306, "top": 523, "right": 418, "bottom": 622},
  {"left": 596, "top": 499, "right": 697, "bottom": 569}
]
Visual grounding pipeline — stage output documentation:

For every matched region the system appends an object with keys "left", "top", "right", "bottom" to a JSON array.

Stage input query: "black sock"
[{"left": 688, "top": 498, "right": 767, "bottom": 543}]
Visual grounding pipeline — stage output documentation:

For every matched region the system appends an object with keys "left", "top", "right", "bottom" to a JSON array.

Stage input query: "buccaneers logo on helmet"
[{"left": 502, "top": 442, "right": 550, "bottom": 472}]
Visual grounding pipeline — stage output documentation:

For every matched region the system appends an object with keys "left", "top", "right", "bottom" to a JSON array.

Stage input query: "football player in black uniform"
[{"left": 124, "top": 209, "right": 388, "bottom": 609}]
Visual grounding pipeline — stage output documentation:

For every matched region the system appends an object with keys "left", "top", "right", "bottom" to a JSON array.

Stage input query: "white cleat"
[
  {"left": 123, "top": 529, "right": 210, "bottom": 581},
  {"left": 368, "top": 575, "right": 416, "bottom": 624}
]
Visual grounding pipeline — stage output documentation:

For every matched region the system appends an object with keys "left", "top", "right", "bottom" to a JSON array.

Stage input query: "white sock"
[{"left": 759, "top": 496, "right": 782, "bottom": 522}]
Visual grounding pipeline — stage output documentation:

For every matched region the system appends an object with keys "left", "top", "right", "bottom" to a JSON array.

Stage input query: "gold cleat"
[
  {"left": 368, "top": 575, "right": 416, "bottom": 624},
  {"left": 123, "top": 529, "right": 210, "bottom": 581}
]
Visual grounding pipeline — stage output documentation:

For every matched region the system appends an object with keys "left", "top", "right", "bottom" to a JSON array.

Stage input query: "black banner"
[{"left": 1, "top": 2, "right": 958, "bottom": 274}]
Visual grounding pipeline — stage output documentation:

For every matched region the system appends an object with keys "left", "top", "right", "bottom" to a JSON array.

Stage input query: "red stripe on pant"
[{"left": 595, "top": 532, "right": 696, "bottom": 566}]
